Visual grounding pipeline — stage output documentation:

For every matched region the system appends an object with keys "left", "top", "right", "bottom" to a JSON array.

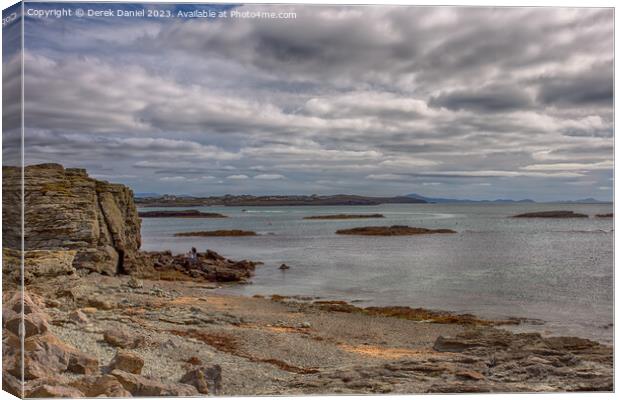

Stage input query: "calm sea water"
[{"left": 140, "top": 203, "right": 613, "bottom": 343}]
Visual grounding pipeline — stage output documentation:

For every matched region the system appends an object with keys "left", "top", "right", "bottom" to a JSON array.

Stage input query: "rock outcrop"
[
  {"left": 336, "top": 226, "right": 456, "bottom": 236},
  {"left": 138, "top": 210, "right": 227, "bottom": 218},
  {"left": 148, "top": 250, "right": 259, "bottom": 282},
  {"left": 3, "top": 164, "right": 144, "bottom": 277},
  {"left": 512, "top": 211, "right": 588, "bottom": 218}
]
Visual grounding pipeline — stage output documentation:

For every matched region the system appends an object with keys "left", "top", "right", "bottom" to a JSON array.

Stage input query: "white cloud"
[{"left": 254, "top": 174, "right": 285, "bottom": 180}]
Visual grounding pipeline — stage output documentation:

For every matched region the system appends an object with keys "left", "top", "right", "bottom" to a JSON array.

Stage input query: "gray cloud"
[
  {"left": 536, "top": 62, "right": 613, "bottom": 107},
  {"left": 3, "top": 4, "right": 613, "bottom": 201},
  {"left": 429, "top": 84, "right": 533, "bottom": 112}
]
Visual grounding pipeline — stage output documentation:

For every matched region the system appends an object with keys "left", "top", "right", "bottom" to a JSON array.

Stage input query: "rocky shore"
[
  {"left": 138, "top": 210, "right": 227, "bottom": 218},
  {"left": 3, "top": 277, "right": 613, "bottom": 397},
  {"left": 2, "top": 164, "right": 613, "bottom": 396}
]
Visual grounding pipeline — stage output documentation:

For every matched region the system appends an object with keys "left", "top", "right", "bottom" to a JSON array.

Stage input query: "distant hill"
[
  {"left": 406, "top": 193, "right": 535, "bottom": 204},
  {"left": 136, "top": 194, "right": 427, "bottom": 207},
  {"left": 558, "top": 198, "right": 611, "bottom": 204},
  {"left": 406, "top": 193, "right": 611, "bottom": 204}
]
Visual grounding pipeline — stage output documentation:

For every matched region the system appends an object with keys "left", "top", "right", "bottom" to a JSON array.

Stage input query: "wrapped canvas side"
[{"left": 2, "top": 2, "right": 25, "bottom": 398}]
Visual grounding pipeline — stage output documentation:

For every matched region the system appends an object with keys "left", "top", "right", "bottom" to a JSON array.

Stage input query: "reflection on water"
[{"left": 141, "top": 203, "right": 613, "bottom": 343}]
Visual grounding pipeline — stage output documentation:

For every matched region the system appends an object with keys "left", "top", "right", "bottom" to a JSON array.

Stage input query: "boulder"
[
  {"left": 69, "top": 375, "right": 132, "bottom": 397},
  {"left": 26, "top": 384, "right": 85, "bottom": 398},
  {"left": 110, "top": 369, "right": 199, "bottom": 396},
  {"left": 5, "top": 312, "right": 50, "bottom": 338},
  {"left": 103, "top": 329, "right": 145, "bottom": 349},
  {"left": 107, "top": 350, "right": 144, "bottom": 374}
]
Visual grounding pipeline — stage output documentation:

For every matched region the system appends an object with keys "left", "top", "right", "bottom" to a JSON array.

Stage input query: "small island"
[
  {"left": 174, "top": 230, "right": 257, "bottom": 237},
  {"left": 139, "top": 210, "right": 227, "bottom": 218},
  {"left": 336, "top": 225, "right": 456, "bottom": 236},
  {"left": 512, "top": 211, "right": 588, "bottom": 218},
  {"left": 304, "top": 214, "right": 385, "bottom": 220},
  {"left": 596, "top": 213, "right": 613, "bottom": 218}
]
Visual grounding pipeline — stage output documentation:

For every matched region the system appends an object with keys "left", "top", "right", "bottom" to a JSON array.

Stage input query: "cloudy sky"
[{"left": 3, "top": 3, "right": 614, "bottom": 200}]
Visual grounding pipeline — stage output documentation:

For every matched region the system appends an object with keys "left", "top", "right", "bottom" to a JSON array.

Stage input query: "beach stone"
[
  {"left": 179, "top": 364, "right": 222, "bottom": 394},
  {"left": 107, "top": 350, "right": 144, "bottom": 374}
]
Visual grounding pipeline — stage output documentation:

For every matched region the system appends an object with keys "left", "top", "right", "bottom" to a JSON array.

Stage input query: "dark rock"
[
  {"left": 336, "top": 226, "right": 456, "bottom": 236},
  {"left": 512, "top": 211, "right": 588, "bottom": 218},
  {"left": 139, "top": 210, "right": 227, "bottom": 218}
]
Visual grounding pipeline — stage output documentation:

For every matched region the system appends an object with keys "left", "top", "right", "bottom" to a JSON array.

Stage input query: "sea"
[{"left": 140, "top": 203, "right": 614, "bottom": 344}]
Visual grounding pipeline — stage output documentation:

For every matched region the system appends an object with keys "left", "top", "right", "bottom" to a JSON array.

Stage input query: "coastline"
[{"left": 16, "top": 271, "right": 613, "bottom": 395}]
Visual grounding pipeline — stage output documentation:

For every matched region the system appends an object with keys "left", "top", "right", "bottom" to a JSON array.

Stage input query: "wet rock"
[
  {"left": 279, "top": 263, "right": 290, "bottom": 270},
  {"left": 179, "top": 364, "right": 222, "bottom": 395},
  {"left": 110, "top": 369, "right": 199, "bottom": 396}
]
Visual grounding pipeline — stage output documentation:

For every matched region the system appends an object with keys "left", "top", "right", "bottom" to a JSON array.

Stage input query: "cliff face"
[{"left": 2, "top": 164, "right": 143, "bottom": 277}]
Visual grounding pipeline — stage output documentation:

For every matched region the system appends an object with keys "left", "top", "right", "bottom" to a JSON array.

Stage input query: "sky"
[{"left": 2, "top": 3, "right": 614, "bottom": 200}]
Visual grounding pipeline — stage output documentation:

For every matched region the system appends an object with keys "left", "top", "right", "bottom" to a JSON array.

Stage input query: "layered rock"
[{"left": 2, "top": 164, "right": 144, "bottom": 277}]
